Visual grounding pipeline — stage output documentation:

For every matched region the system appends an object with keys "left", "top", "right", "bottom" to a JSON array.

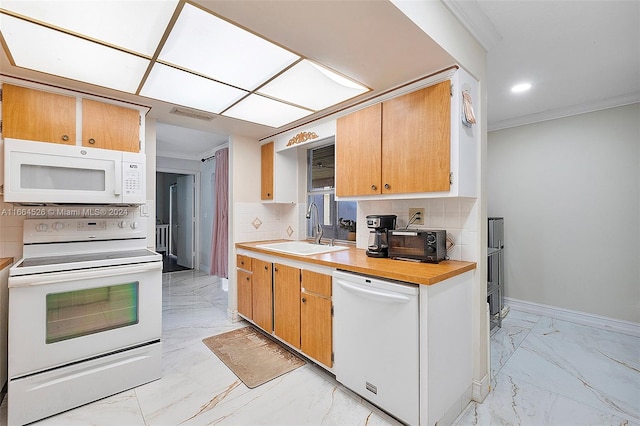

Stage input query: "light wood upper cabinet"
[
  {"left": 261, "top": 142, "right": 274, "bottom": 201},
  {"left": 2, "top": 83, "right": 143, "bottom": 152},
  {"left": 260, "top": 140, "right": 297, "bottom": 203},
  {"left": 2, "top": 84, "right": 76, "bottom": 145},
  {"left": 82, "top": 99, "right": 139, "bottom": 152},
  {"left": 382, "top": 81, "right": 451, "bottom": 193},
  {"left": 300, "top": 270, "right": 332, "bottom": 367},
  {"left": 335, "top": 80, "right": 453, "bottom": 196},
  {"left": 335, "top": 103, "right": 382, "bottom": 197},
  {"left": 273, "top": 263, "right": 301, "bottom": 349},
  {"left": 251, "top": 259, "right": 273, "bottom": 332}
]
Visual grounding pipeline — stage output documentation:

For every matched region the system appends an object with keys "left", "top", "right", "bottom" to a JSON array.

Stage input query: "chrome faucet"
[{"left": 305, "top": 202, "right": 323, "bottom": 244}]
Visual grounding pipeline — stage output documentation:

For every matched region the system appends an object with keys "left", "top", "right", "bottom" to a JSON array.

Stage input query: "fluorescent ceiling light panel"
[
  {"left": 0, "top": 14, "right": 149, "bottom": 93},
  {"left": 222, "top": 94, "right": 313, "bottom": 128},
  {"left": 0, "top": 0, "right": 178, "bottom": 56},
  {"left": 158, "top": 3, "right": 299, "bottom": 91},
  {"left": 140, "top": 63, "right": 248, "bottom": 113},
  {"left": 258, "top": 60, "right": 369, "bottom": 111}
]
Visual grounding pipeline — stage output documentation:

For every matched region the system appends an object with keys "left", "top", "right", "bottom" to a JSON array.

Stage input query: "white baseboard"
[
  {"left": 472, "top": 374, "right": 490, "bottom": 403},
  {"left": 504, "top": 297, "right": 640, "bottom": 338}
]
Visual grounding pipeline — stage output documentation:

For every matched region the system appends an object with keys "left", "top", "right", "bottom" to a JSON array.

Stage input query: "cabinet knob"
[
  {"left": 88, "top": 138, "right": 96, "bottom": 144},
  {"left": 246, "top": 276, "right": 250, "bottom": 281},
  {"left": 267, "top": 192, "right": 271, "bottom": 197},
  {"left": 61, "top": 134, "right": 69, "bottom": 141},
  {"left": 371, "top": 185, "right": 377, "bottom": 191},
  {"left": 264, "top": 265, "right": 268, "bottom": 270},
  {"left": 301, "top": 297, "right": 307, "bottom": 303},
  {"left": 384, "top": 183, "right": 390, "bottom": 190},
  {"left": 274, "top": 267, "right": 278, "bottom": 272},
  {"left": 240, "top": 261, "right": 244, "bottom": 266}
]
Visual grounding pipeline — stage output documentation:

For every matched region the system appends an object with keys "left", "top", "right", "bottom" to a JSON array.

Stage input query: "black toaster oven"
[{"left": 387, "top": 229, "right": 447, "bottom": 263}]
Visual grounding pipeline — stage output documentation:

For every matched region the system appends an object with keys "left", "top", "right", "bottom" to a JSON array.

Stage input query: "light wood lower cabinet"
[
  {"left": 236, "top": 255, "right": 253, "bottom": 318},
  {"left": 273, "top": 264, "right": 301, "bottom": 348},
  {"left": 251, "top": 259, "right": 273, "bottom": 332},
  {"left": 301, "top": 270, "right": 333, "bottom": 367},
  {"left": 238, "top": 254, "right": 333, "bottom": 368}
]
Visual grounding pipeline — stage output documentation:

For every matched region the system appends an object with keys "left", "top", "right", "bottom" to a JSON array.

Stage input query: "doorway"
[{"left": 156, "top": 171, "right": 196, "bottom": 272}]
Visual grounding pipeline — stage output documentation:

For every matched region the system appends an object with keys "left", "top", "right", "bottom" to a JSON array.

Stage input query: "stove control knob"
[
  {"left": 52, "top": 222, "right": 64, "bottom": 231},
  {"left": 36, "top": 223, "right": 48, "bottom": 232},
  {"left": 130, "top": 222, "right": 139, "bottom": 230},
  {"left": 118, "top": 221, "right": 127, "bottom": 229}
]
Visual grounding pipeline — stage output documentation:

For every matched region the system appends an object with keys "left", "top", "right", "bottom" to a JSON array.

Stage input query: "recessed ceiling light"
[{"left": 511, "top": 82, "right": 532, "bottom": 93}]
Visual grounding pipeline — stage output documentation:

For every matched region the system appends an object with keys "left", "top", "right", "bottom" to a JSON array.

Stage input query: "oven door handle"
[{"left": 8, "top": 262, "right": 161, "bottom": 287}]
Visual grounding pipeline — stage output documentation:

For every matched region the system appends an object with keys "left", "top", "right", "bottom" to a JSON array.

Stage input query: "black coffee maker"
[{"left": 366, "top": 214, "right": 397, "bottom": 258}]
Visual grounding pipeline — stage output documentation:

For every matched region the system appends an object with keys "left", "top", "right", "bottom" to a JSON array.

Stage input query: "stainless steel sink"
[{"left": 256, "top": 241, "right": 349, "bottom": 256}]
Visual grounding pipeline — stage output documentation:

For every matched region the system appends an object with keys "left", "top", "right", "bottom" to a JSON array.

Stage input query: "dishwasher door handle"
[{"left": 336, "top": 280, "right": 414, "bottom": 304}]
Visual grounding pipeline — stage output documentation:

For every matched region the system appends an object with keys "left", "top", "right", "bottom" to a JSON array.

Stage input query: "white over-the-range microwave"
[{"left": 2, "top": 138, "right": 146, "bottom": 204}]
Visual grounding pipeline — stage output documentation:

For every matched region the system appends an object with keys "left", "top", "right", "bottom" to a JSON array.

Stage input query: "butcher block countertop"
[
  {"left": 0, "top": 257, "right": 13, "bottom": 270},
  {"left": 236, "top": 241, "right": 476, "bottom": 286}
]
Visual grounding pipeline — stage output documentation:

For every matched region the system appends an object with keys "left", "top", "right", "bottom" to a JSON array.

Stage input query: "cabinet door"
[
  {"left": 251, "top": 259, "right": 273, "bottom": 332},
  {"left": 300, "top": 270, "right": 332, "bottom": 367},
  {"left": 261, "top": 142, "right": 274, "bottom": 200},
  {"left": 301, "top": 292, "right": 332, "bottom": 367},
  {"left": 274, "top": 264, "right": 301, "bottom": 348},
  {"left": 335, "top": 103, "right": 382, "bottom": 196},
  {"left": 237, "top": 269, "right": 253, "bottom": 319},
  {"left": 2, "top": 84, "right": 76, "bottom": 144},
  {"left": 381, "top": 80, "right": 451, "bottom": 194},
  {"left": 82, "top": 99, "right": 140, "bottom": 152}
]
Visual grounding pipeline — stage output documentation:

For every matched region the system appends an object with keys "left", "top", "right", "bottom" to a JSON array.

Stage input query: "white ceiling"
[{"left": 1, "top": 1, "right": 638, "bottom": 159}]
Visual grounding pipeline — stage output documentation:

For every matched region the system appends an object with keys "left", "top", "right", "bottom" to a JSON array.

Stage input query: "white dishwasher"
[{"left": 333, "top": 270, "right": 419, "bottom": 425}]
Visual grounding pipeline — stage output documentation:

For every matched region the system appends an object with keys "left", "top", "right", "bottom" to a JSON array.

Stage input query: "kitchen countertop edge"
[
  {"left": 0, "top": 257, "right": 14, "bottom": 270},
  {"left": 236, "top": 241, "right": 476, "bottom": 286}
]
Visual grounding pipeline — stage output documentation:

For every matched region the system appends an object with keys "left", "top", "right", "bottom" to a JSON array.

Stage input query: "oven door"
[{"left": 8, "top": 261, "right": 161, "bottom": 378}]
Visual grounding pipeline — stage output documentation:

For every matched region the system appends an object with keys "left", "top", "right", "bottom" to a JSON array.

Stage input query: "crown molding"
[
  {"left": 441, "top": 0, "right": 502, "bottom": 52},
  {"left": 488, "top": 92, "right": 640, "bottom": 132}
]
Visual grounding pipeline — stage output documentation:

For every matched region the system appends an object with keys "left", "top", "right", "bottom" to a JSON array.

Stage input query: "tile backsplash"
[
  {"left": 234, "top": 202, "right": 302, "bottom": 243},
  {"left": 234, "top": 198, "right": 479, "bottom": 262},
  {"left": 358, "top": 198, "right": 479, "bottom": 262},
  {"left": 0, "top": 200, "right": 25, "bottom": 261}
]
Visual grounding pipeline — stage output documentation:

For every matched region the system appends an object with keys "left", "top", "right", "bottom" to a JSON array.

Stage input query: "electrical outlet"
[{"left": 408, "top": 208, "right": 424, "bottom": 225}]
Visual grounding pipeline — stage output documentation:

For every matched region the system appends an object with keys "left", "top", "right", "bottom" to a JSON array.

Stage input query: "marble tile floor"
[
  {"left": 454, "top": 310, "right": 640, "bottom": 426},
  {"left": 1, "top": 270, "right": 638, "bottom": 425},
  {"left": 0, "top": 270, "right": 401, "bottom": 426}
]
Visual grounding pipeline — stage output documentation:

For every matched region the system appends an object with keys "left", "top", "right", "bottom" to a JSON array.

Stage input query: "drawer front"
[
  {"left": 237, "top": 254, "right": 252, "bottom": 271},
  {"left": 301, "top": 270, "right": 331, "bottom": 298}
]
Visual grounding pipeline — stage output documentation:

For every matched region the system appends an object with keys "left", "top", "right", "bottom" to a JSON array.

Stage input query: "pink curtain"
[{"left": 210, "top": 148, "right": 229, "bottom": 278}]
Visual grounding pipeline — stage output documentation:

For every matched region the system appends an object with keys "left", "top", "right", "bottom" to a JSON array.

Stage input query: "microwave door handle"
[{"left": 114, "top": 162, "right": 122, "bottom": 196}]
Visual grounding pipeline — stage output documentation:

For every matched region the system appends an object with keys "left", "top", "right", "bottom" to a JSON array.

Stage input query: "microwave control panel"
[{"left": 123, "top": 161, "right": 144, "bottom": 197}]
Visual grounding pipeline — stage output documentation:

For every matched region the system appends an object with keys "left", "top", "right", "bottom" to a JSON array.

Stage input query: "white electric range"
[{"left": 7, "top": 217, "right": 162, "bottom": 425}]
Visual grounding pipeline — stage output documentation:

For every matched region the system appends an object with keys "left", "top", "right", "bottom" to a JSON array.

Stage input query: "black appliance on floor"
[{"left": 488, "top": 217, "right": 504, "bottom": 331}]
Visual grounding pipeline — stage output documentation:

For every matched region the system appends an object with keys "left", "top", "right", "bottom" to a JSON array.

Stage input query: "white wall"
[{"left": 488, "top": 103, "right": 640, "bottom": 323}]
